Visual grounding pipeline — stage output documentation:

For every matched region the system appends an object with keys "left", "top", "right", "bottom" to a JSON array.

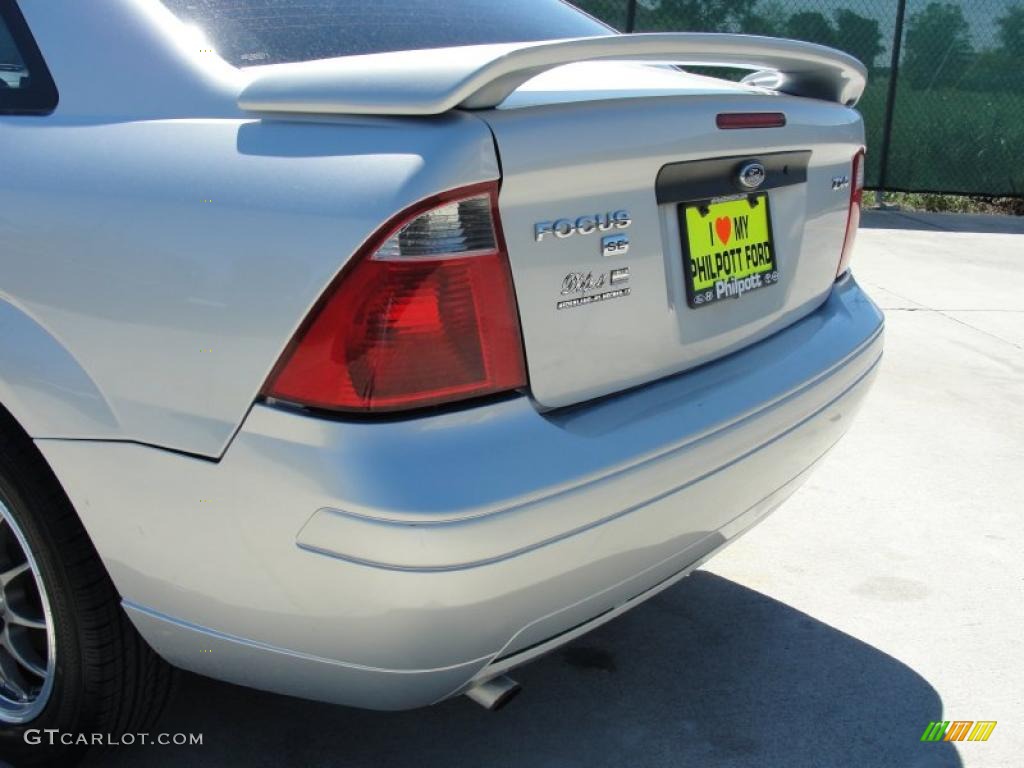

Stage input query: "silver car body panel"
[
  {"left": 3, "top": 1, "right": 499, "bottom": 456},
  {"left": 2, "top": 0, "right": 883, "bottom": 710},
  {"left": 18, "top": 0, "right": 242, "bottom": 120},
  {"left": 0, "top": 112, "right": 497, "bottom": 456},
  {"left": 3, "top": 0, "right": 866, "bottom": 454},
  {"left": 37, "top": 277, "right": 882, "bottom": 709}
]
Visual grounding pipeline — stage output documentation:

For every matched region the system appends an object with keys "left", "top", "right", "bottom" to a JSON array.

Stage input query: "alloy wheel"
[{"left": 0, "top": 497, "right": 55, "bottom": 724}]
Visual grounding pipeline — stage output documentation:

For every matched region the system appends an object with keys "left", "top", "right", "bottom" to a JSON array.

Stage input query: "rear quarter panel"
[
  {"left": 0, "top": 113, "right": 499, "bottom": 454},
  {"left": 2, "top": 0, "right": 501, "bottom": 455}
]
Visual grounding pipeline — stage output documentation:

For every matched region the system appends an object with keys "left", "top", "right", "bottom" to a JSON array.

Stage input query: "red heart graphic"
[{"left": 715, "top": 216, "right": 732, "bottom": 245}]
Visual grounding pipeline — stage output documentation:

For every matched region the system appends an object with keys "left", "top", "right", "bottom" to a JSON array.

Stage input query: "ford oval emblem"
[{"left": 738, "top": 161, "right": 767, "bottom": 190}]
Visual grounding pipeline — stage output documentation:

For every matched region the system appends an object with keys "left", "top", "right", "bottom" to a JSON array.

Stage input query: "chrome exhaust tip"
[{"left": 464, "top": 675, "right": 521, "bottom": 711}]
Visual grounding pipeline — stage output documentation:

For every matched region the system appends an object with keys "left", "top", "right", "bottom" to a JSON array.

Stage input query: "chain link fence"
[{"left": 571, "top": 0, "right": 1024, "bottom": 198}]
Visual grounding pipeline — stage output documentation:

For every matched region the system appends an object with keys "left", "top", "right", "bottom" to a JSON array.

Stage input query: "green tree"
[
  {"left": 634, "top": 0, "right": 760, "bottom": 33},
  {"left": 956, "top": 3, "right": 1024, "bottom": 94},
  {"left": 740, "top": 2, "right": 788, "bottom": 38},
  {"left": 834, "top": 9, "right": 885, "bottom": 69},
  {"left": 997, "top": 3, "right": 1024, "bottom": 56},
  {"left": 785, "top": 11, "right": 838, "bottom": 49},
  {"left": 902, "top": 2, "right": 973, "bottom": 89}
]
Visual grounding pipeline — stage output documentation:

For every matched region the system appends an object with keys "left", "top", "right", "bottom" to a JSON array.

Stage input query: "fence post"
[
  {"left": 625, "top": 0, "right": 638, "bottom": 33},
  {"left": 875, "top": 0, "right": 907, "bottom": 205}
]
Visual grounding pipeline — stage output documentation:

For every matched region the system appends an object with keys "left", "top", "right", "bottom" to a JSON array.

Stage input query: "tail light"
[
  {"left": 263, "top": 181, "right": 527, "bottom": 413},
  {"left": 837, "top": 148, "right": 865, "bottom": 277},
  {"left": 716, "top": 112, "right": 787, "bottom": 129}
]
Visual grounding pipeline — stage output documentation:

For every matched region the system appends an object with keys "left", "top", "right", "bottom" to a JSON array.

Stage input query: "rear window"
[
  {"left": 160, "top": 0, "right": 611, "bottom": 67},
  {"left": 0, "top": 0, "right": 58, "bottom": 113},
  {"left": 0, "top": 22, "right": 25, "bottom": 88}
]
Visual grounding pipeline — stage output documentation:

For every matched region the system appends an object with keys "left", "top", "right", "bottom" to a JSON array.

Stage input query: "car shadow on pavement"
[{"left": 84, "top": 571, "right": 961, "bottom": 768}]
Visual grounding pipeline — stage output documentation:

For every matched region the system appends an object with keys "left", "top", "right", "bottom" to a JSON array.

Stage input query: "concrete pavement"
[{"left": 83, "top": 211, "right": 1024, "bottom": 768}]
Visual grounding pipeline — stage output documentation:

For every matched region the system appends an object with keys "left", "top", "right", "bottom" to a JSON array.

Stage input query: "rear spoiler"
[{"left": 238, "top": 33, "right": 867, "bottom": 117}]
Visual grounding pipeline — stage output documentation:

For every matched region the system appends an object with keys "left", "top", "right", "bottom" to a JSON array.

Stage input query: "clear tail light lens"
[
  {"left": 837, "top": 148, "right": 865, "bottom": 277},
  {"left": 263, "top": 182, "right": 527, "bottom": 413}
]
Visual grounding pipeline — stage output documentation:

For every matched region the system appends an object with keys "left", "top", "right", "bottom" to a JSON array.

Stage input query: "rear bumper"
[{"left": 39, "top": 275, "right": 883, "bottom": 710}]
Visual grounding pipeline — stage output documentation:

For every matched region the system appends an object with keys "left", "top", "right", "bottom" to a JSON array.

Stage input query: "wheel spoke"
[
  {"left": 0, "top": 499, "right": 54, "bottom": 720},
  {"left": 2, "top": 626, "right": 46, "bottom": 679},
  {"left": 5, "top": 606, "right": 46, "bottom": 631},
  {"left": 0, "top": 649, "right": 29, "bottom": 702},
  {"left": 0, "top": 561, "right": 29, "bottom": 586}
]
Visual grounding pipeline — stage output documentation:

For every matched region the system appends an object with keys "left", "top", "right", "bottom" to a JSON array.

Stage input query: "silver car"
[{"left": 0, "top": 0, "right": 882, "bottom": 764}]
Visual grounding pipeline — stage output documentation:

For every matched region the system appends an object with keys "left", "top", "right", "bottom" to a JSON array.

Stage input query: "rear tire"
[{"left": 0, "top": 423, "right": 175, "bottom": 766}]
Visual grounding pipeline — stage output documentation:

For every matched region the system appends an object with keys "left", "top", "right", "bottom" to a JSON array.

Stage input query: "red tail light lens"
[
  {"left": 716, "top": 112, "right": 787, "bottom": 129},
  {"left": 837, "top": 148, "right": 865, "bottom": 277},
  {"left": 263, "top": 182, "right": 527, "bottom": 413}
]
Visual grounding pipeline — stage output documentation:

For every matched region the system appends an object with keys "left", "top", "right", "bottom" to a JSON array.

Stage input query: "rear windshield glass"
[
  {"left": 0, "top": 24, "right": 26, "bottom": 87},
  {"left": 160, "top": 0, "right": 611, "bottom": 67}
]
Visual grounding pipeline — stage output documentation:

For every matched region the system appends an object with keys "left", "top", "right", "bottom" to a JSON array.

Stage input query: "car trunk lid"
[{"left": 479, "top": 64, "right": 864, "bottom": 408}]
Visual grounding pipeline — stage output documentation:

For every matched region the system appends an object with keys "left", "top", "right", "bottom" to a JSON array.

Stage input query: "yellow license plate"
[{"left": 679, "top": 194, "right": 779, "bottom": 308}]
